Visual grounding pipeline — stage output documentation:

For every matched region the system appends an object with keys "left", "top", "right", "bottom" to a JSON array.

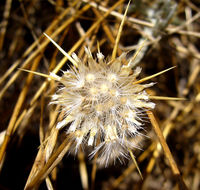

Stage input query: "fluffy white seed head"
[{"left": 51, "top": 48, "right": 155, "bottom": 166}]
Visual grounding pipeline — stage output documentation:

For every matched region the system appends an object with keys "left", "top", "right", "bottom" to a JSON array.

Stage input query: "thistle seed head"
[{"left": 51, "top": 47, "right": 155, "bottom": 166}]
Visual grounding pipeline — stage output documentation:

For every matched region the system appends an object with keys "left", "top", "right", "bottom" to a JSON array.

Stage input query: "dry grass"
[{"left": 0, "top": 0, "right": 200, "bottom": 189}]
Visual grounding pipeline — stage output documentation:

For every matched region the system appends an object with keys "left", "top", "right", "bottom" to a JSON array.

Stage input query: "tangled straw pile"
[{"left": 0, "top": 0, "right": 199, "bottom": 189}]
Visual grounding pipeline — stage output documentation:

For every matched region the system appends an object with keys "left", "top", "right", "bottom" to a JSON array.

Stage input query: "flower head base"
[{"left": 51, "top": 47, "right": 155, "bottom": 166}]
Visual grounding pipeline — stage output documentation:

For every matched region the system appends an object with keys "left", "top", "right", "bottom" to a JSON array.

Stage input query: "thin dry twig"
[
  {"left": 0, "top": 0, "right": 12, "bottom": 50},
  {"left": 147, "top": 111, "right": 188, "bottom": 190}
]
